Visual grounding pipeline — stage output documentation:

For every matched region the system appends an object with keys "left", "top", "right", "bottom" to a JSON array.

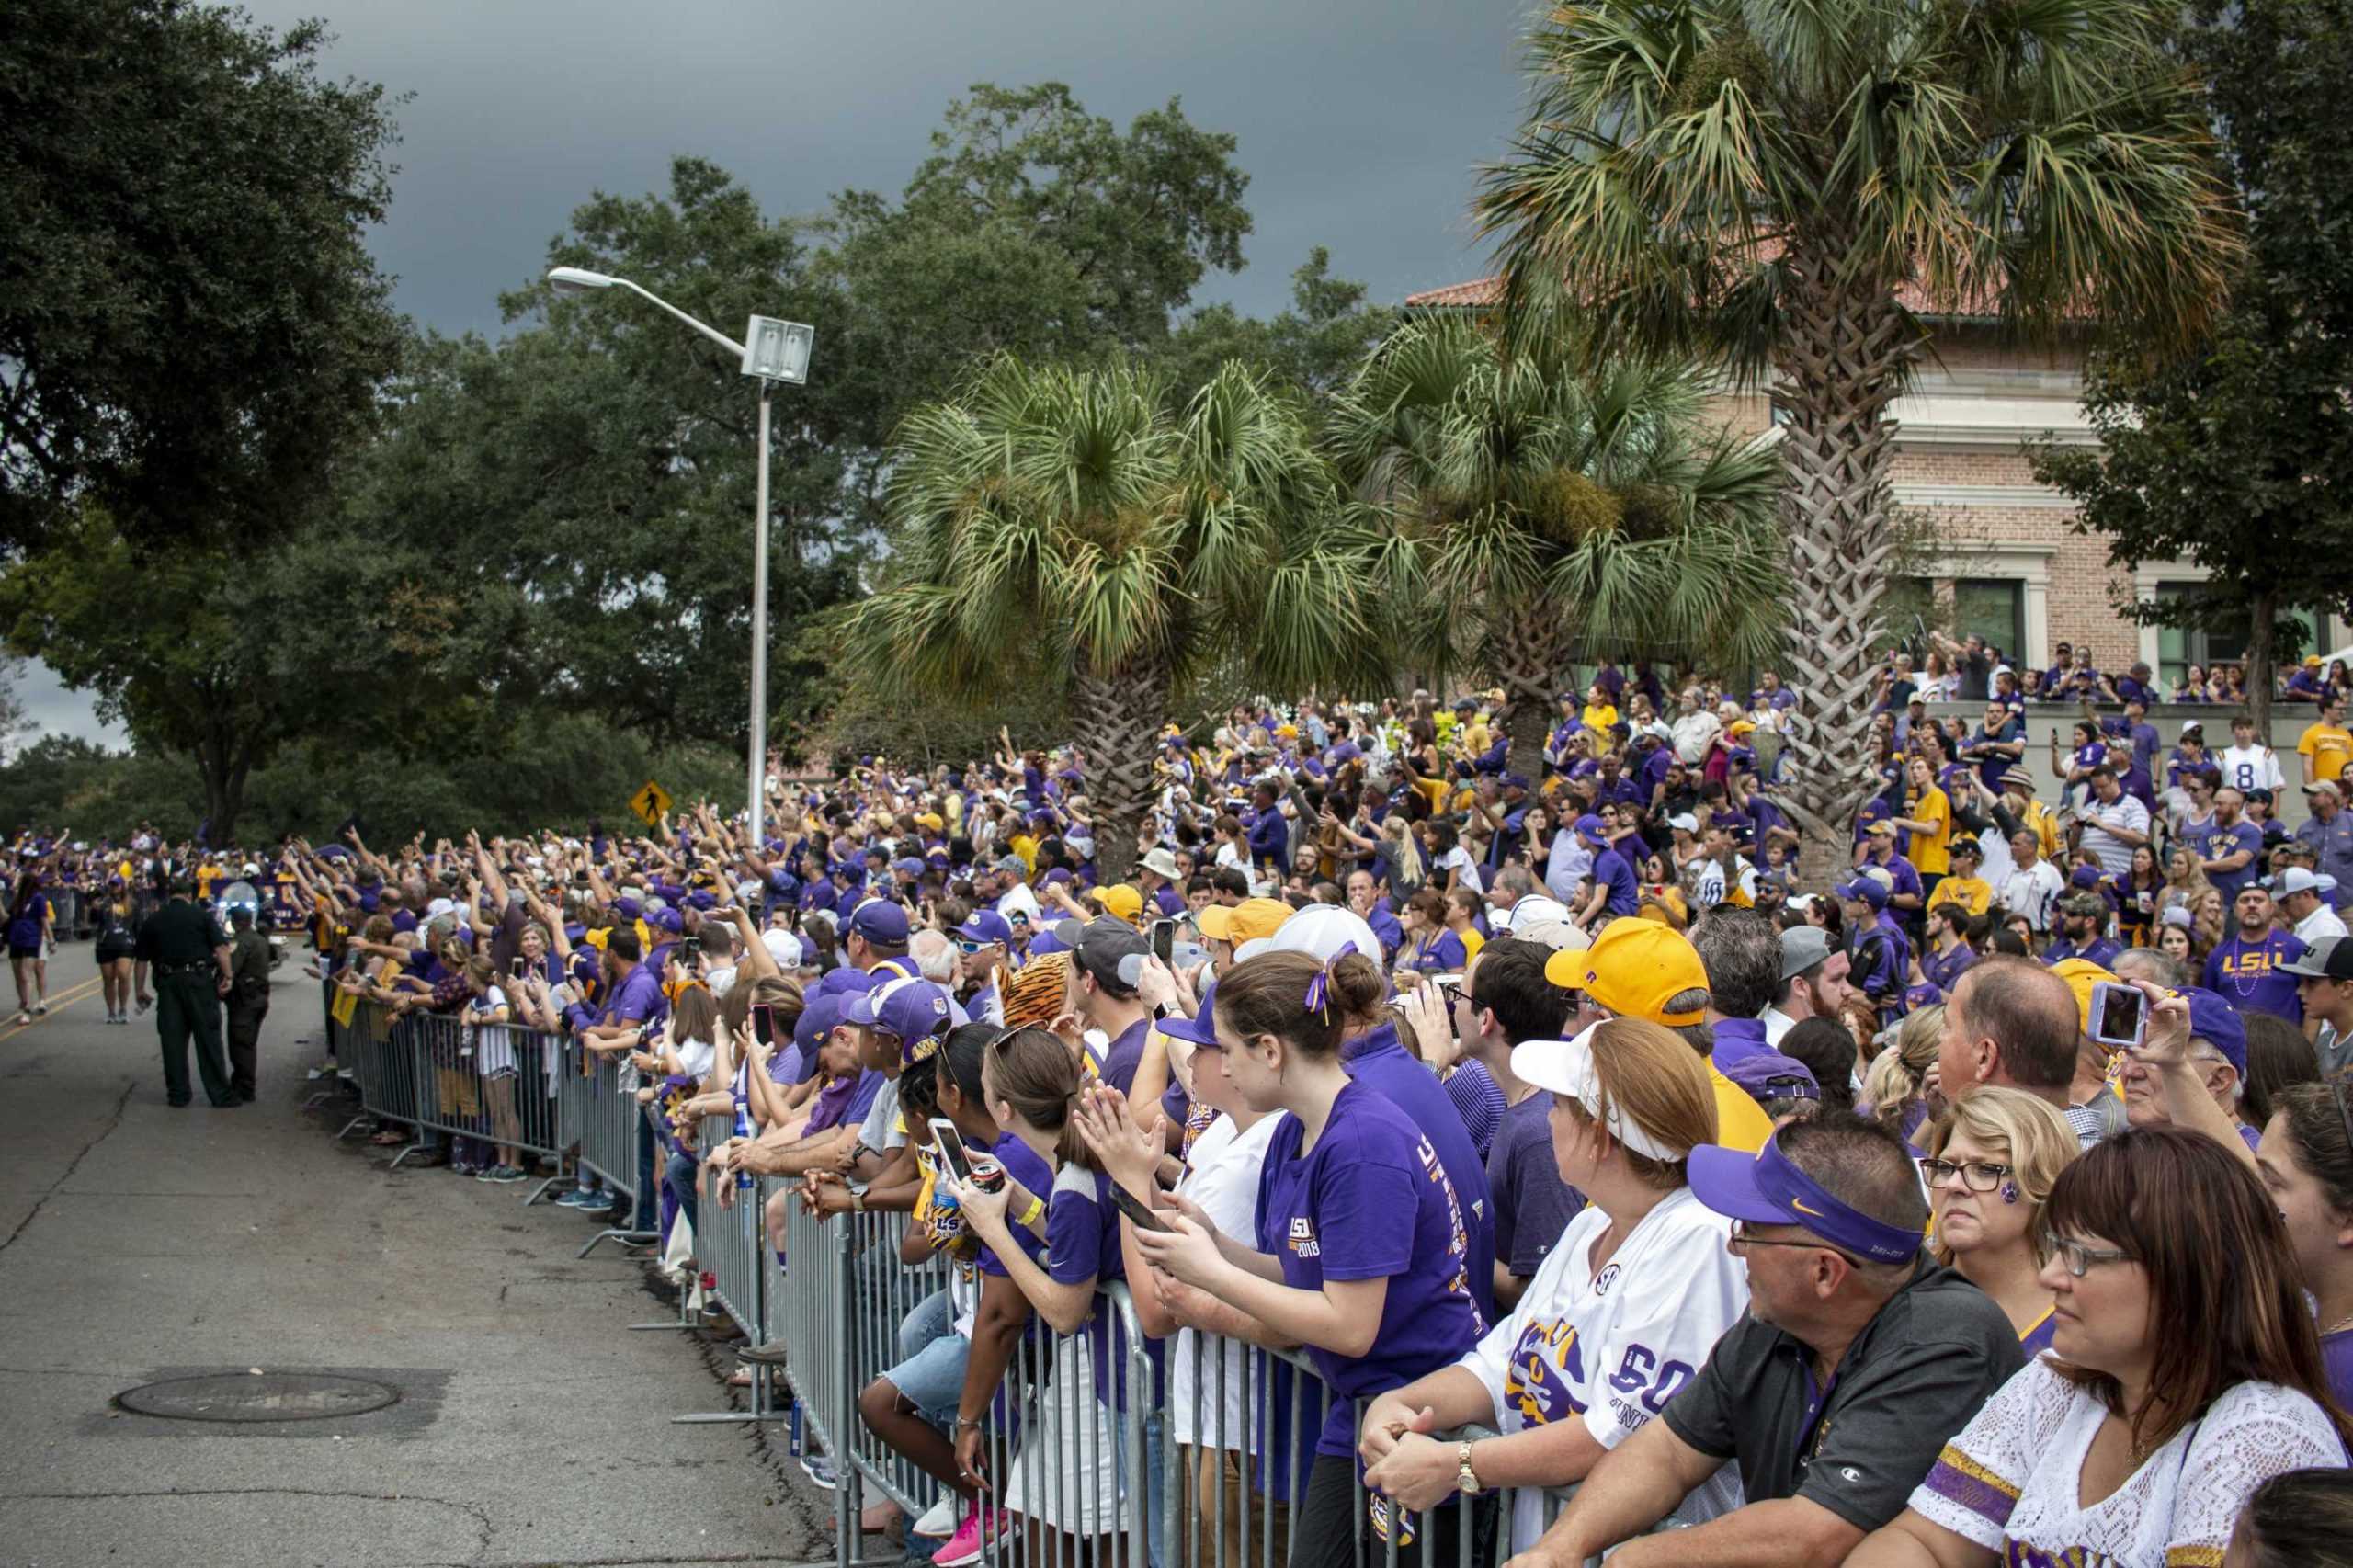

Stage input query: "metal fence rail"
[{"left": 308, "top": 987, "right": 1591, "bottom": 1568}]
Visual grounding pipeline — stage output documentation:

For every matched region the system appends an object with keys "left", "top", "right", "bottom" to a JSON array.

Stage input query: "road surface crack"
[{"left": 0, "top": 1079, "right": 136, "bottom": 1256}]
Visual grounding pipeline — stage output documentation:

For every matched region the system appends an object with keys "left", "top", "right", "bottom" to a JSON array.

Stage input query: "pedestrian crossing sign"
[{"left": 631, "top": 779, "right": 672, "bottom": 826}]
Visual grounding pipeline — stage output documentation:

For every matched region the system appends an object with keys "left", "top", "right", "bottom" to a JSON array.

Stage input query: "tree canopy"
[
  {"left": 2031, "top": 0, "right": 2353, "bottom": 733},
  {"left": 0, "top": 0, "right": 404, "bottom": 553}
]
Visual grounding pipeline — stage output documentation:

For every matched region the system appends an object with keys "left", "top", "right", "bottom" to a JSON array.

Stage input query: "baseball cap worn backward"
[
  {"left": 1054, "top": 916, "right": 1151, "bottom": 989},
  {"left": 1688, "top": 1132, "right": 1927, "bottom": 1265},
  {"left": 1544, "top": 917, "right": 1708, "bottom": 1026},
  {"left": 1779, "top": 926, "right": 1833, "bottom": 982},
  {"left": 1097, "top": 883, "right": 1145, "bottom": 925}
]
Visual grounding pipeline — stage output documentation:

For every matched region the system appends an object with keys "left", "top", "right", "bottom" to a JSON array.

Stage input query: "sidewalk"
[{"left": 0, "top": 947, "right": 832, "bottom": 1567}]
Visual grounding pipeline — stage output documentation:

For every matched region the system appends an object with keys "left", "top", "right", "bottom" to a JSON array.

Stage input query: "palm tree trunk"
[
  {"left": 1492, "top": 603, "right": 1570, "bottom": 779},
  {"left": 1070, "top": 662, "right": 1170, "bottom": 888},
  {"left": 1771, "top": 251, "right": 1915, "bottom": 890}
]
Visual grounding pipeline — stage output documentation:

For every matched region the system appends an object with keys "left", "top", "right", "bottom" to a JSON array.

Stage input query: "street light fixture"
[{"left": 547, "top": 267, "right": 815, "bottom": 844}]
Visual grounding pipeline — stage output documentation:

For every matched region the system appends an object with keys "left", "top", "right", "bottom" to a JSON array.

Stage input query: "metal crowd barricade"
[
  {"left": 388, "top": 1011, "right": 562, "bottom": 1175},
  {"left": 747, "top": 1193, "right": 1590, "bottom": 1568},
  {"left": 569, "top": 1040, "right": 654, "bottom": 1257}
]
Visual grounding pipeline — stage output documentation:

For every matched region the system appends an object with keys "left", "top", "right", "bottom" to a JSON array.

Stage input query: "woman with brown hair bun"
[
  {"left": 1851, "top": 1126, "right": 2351, "bottom": 1568},
  {"left": 1133, "top": 947, "right": 1483, "bottom": 1568}
]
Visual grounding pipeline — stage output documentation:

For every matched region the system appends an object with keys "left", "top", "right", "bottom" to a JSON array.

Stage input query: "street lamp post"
[{"left": 546, "top": 267, "right": 813, "bottom": 843}]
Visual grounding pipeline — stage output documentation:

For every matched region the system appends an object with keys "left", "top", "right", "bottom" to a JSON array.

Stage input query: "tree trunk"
[
  {"left": 1770, "top": 250, "right": 1916, "bottom": 890},
  {"left": 2245, "top": 587, "right": 2276, "bottom": 739},
  {"left": 1491, "top": 603, "right": 1571, "bottom": 779},
  {"left": 1070, "top": 661, "right": 1171, "bottom": 889}
]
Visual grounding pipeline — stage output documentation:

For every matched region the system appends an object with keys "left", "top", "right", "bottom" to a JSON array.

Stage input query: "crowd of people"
[{"left": 15, "top": 653, "right": 2353, "bottom": 1568}]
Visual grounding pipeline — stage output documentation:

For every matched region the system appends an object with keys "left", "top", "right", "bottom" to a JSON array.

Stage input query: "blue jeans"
[{"left": 881, "top": 1288, "right": 969, "bottom": 1428}]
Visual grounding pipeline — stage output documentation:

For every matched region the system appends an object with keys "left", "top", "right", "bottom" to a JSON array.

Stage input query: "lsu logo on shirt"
[
  {"left": 1504, "top": 1319, "right": 1586, "bottom": 1426},
  {"left": 1287, "top": 1217, "right": 1320, "bottom": 1259}
]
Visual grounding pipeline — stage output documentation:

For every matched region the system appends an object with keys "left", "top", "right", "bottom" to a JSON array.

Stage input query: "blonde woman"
[
  {"left": 1863, "top": 1005, "right": 1945, "bottom": 1150},
  {"left": 2156, "top": 846, "right": 2213, "bottom": 931},
  {"left": 1919, "top": 1087, "right": 2079, "bottom": 1359}
]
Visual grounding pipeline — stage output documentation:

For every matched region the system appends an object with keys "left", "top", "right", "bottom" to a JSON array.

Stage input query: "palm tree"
[
  {"left": 1330, "top": 313, "right": 1785, "bottom": 778},
  {"left": 1476, "top": 0, "right": 2237, "bottom": 885},
  {"left": 844, "top": 355, "right": 1385, "bottom": 882}
]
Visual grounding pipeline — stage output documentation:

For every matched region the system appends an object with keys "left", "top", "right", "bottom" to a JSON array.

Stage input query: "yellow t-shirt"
[
  {"left": 1459, "top": 926, "right": 1486, "bottom": 963},
  {"left": 1582, "top": 702, "right": 1620, "bottom": 734},
  {"left": 1709, "top": 1065, "right": 1775, "bottom": 1153},
  {"left": 1461, "top": 718, "right": 1491, "bottom": 756},
  {"left": 1907, "top": 786, "right": 1952, "bottom": 875},
  {"left": 1008, "top": 833, "right": 1039, "bottom": 876},
  {"left": 1935, "top": 875, "right": 1994, "bottom": 917},
  {"left": 2300, "top": 722, "right": 2353, "bottom": 783}
]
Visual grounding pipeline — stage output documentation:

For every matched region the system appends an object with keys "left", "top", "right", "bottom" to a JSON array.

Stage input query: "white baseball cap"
[{"left": 2272, "top": 867, "right": 2339, "bottom": 898}]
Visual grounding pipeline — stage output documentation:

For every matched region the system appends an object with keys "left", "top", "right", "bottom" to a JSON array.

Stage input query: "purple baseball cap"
[
  {"left": 1156, "top": 981, "right": 1221, "bottom": 1049},
  {"left": 958, "top": 909, "right": 1013, "bottom": 946},
  {"left": 848, "top": 900, "right": 910, "bottom": 946},
  {"left": 2181, "top": 987, "right": 2248, "bottom": 1079},
  {"left": 1720, "top": 1051, "right": 1821, "bottom": 1107},
  {"left": 1688, "top": 1133, "right": 1926, "bottom": 1265},
  {"left": 815, "top": 965, "right": 878, "bottom": 998},
  {"left": 793, "top": 993, "right": 846, "bottom": 1055}
]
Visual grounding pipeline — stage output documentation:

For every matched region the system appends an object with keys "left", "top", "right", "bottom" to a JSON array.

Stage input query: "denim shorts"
[{"left": 881, "top": 1288, "right": 970, "bottom": 1426}]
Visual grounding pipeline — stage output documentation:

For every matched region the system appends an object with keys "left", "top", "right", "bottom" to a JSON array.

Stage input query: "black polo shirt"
[{"left": 1661, "top": 1258, "right": 2023, "bottom": 1533}]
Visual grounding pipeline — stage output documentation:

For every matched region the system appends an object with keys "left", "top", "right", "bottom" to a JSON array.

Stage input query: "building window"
[
  {"left": 2154, "top": 584, "right": 2324, "bottom": 690},
  {"left": 1954, "top": 579, "right": 2025, "bottom": 666}
]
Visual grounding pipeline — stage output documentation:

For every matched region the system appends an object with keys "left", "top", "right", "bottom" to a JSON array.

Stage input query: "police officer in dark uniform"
[
  {"left": 223, "top": 904, "right": 271, "bottom": 1102},
  {"left": 132, "top": 871, "right": 237, "bottom": 1108}
]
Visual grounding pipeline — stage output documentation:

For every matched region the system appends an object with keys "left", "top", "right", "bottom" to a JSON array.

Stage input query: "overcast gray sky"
[{"left": 25, "top": 0, "right": 1535, "bottom": 747}]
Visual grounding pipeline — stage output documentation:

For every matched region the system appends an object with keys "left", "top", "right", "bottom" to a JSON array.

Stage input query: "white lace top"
[{"left": 1909, "top": 1358, "right": 2343, "bottom": 1567}]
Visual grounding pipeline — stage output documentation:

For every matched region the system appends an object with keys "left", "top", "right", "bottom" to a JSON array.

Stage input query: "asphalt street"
[{"left": 0, "top": 942, "right": 834, "bottom": 1568}]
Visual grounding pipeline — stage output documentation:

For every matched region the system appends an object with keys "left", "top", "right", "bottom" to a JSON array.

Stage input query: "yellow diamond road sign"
[{"left": 631, "top": 779, "right": 672, "bottom": 826}]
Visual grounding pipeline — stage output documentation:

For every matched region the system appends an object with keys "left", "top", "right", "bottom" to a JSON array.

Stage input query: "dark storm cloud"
[{"left": 234, "top": 0, "right": 1535, "bottom": 336}]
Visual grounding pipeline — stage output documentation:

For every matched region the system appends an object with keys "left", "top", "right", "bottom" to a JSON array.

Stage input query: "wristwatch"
[{"left": 1456, "top": 1440, "right": 1483, "bottom": 1496}]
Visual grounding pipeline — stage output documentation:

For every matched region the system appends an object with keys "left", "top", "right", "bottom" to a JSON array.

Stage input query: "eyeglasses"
[
  {"left": 1917, "top": 1158, "right": 2014, "bottom": 1194},
  {"left": 1727, "top": 1220, "right": 1864, "bottom": 1271},
  {"left": 954, "top": 938, "right": 990, "bottom": 954},
  {"left": 2047, "top": 1235, "right": 2137, "bottom": 1278}
]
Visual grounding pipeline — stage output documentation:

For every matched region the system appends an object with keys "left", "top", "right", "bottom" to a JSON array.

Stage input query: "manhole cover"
[{"left": 116, "top": 1372, "right": 401, "bottom": 1423}]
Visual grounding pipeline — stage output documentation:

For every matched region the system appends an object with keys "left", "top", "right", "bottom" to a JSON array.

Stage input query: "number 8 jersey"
[{"left": 1456, "top": 1185, "right": 1751, "bottom": 1551}]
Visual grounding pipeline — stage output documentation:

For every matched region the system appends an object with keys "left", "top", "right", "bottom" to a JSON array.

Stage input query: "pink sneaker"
[{"left": 930, "top": 1505, "right": 1005, "bottom": 1567}]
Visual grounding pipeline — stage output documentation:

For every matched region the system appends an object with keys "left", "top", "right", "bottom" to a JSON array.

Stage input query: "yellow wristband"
[{"left": 1017, "top": 1196, "right": 1045, "bottom": 1229}]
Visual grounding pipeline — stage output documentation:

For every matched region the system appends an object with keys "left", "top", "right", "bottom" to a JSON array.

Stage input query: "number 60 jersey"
[{"left": 1457, "top": 1186, "right": 1751, "bottom": 1551}]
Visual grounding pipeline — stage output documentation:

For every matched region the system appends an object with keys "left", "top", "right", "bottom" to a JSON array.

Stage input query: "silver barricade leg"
[
  {"left": 580, "top": 1051, "right": 656, "bottom": 1257},
  {"left": 672, "top": 1113, "right": 784, "bottom": 1423}
]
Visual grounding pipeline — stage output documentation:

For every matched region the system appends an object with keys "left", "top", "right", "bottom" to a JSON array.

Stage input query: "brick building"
[{"left": 1404, "top": 278, "right": 2349, "bottom": 684}]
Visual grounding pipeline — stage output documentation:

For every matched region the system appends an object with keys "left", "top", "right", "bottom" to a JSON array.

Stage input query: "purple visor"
[{"left": 1689, "top": 1132, "right": 1925, "bottom": 1266}]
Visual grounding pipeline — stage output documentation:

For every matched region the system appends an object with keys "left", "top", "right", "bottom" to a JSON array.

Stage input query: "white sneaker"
[
  {"left": 912, "top": 1494, "right": 958, "bottom": 1539},
  {"left": 32, "top": 1003, "right": 46, "bottom": 1016}
]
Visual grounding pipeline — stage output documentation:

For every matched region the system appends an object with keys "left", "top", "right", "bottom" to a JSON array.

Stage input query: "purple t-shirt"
[
  {"left": 1488, "top": 1090, "right": 1585, "bottom": 1278},
  {"left": 1097, "top": 1017, "right": 1152, "bottom": 1096},
  {"left": 976, "top": 1133, "right": 1053, "bottom": 1278},
  {"left": 2203, "top": 931, "right": 2307, "bottom": 1022},
  {"left": 1342, "top": 1025, "right": 1496, "bottom": 1325},
  {"left": 1255, "top": 1082, "right": 1483, "bottom": 1456},
  {"left": 2325, "top": 1328, "right": 2353, "bottom": 1414}
]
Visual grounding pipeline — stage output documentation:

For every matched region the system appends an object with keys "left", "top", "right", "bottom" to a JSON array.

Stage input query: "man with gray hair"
[{"left": 906, "top": 926, "right": 972, "bottom": 1027}]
